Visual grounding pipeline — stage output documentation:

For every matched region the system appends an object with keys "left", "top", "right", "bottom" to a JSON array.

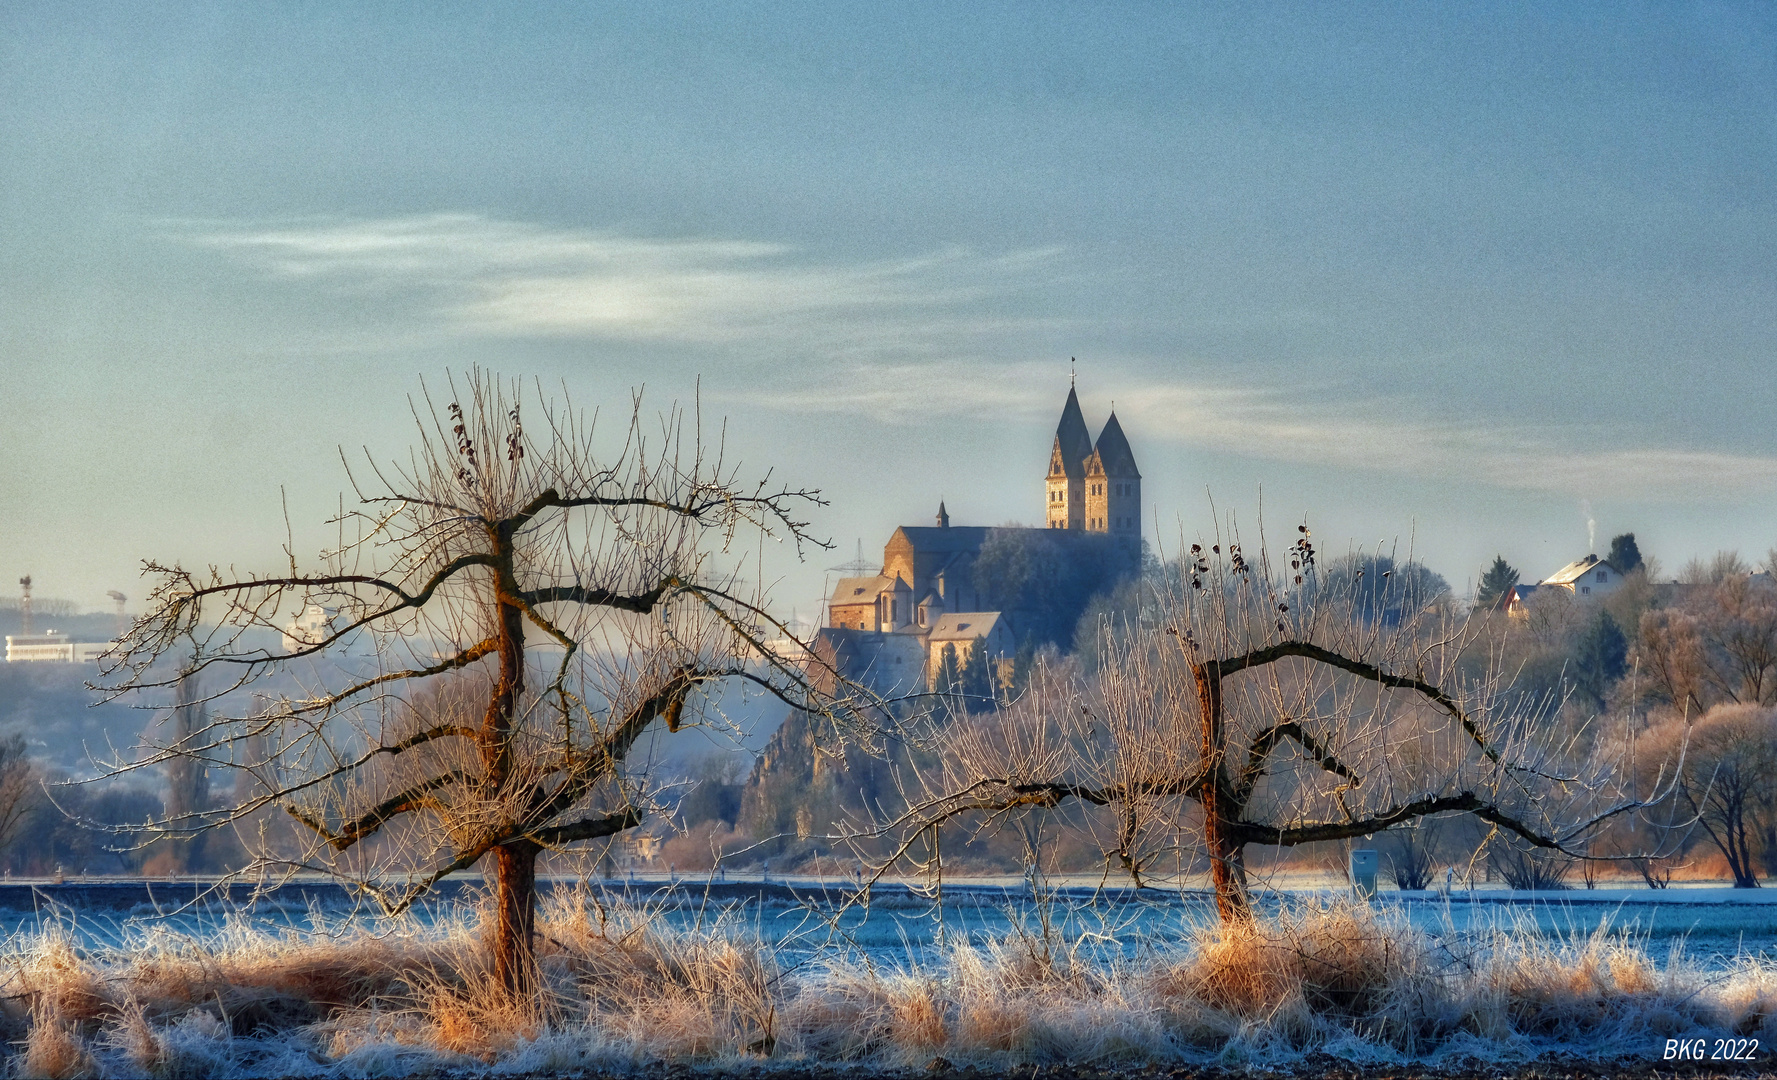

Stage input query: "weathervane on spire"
[{"left": 1070, "top": 356, "right": 1076, "bottom": 388}]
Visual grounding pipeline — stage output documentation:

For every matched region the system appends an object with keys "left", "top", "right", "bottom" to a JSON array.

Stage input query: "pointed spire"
[
  {"left": 936, "top": 500, "right": 950, "bottom": 528},
  {"left": 1049, "top": 383, "right": 1093, "bottom": 480},
  {"left": 1093, "top": 412, "right": 1141, "bottom": 478}
]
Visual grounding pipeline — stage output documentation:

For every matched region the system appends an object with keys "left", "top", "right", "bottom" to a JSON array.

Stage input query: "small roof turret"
[{"left": 937, "top": 501, "right": 950, "bottom": 528}]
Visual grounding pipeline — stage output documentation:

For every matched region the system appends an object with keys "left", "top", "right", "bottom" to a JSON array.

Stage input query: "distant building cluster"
[
  {"left": 3, "top": 631, "right": 113, "bottom": 663},
  {"left": 4, "top": 576, "right": 123, "bottom": 663},
  {"left": 281, "top": 605, "right": 336, "bottom": 653}
]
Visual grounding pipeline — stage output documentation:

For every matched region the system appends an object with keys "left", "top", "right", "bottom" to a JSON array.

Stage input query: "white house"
[
  {"left": 1504, "top": 555, "right": 1627, "bottom": 618},
  {"left": 1540, "top": 555, "right": 1626, "bottom": 601}
]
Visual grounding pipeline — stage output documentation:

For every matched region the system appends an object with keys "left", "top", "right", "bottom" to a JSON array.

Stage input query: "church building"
[{"left": 813, "top": 382, "right": 1141, "bottom": 697}]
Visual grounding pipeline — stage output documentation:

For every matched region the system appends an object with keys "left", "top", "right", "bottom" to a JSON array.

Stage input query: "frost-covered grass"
[{"left": 2, "top": 892, "right": 1773, "bottom": 1077}]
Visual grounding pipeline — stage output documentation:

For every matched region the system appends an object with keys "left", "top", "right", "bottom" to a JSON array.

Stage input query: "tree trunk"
[
  {"left": 486, "top": 544, "right": 540, "bottom": 995},
  {"left": 1204, "top": 817, "right": 1250, "bottom": 922},
  {"left": 1727, "top": 812, "right": 1760, "bottom": 888},
  {"left": 492, "top": 839, "right": 540, "bottom": 996},
  {"left": 1194, "top": 660, "right": 1252, "bottom": 923}
]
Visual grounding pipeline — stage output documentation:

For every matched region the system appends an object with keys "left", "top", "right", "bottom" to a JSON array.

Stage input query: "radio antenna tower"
[
  {"left": 821, "top": 540, "right": 881, "bottom": 631},
  {"left": 17, "top": 576, "right": 31, "bottom": 636}
]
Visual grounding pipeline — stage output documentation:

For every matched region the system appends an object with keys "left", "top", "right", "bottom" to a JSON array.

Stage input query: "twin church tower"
[
  {"left": 821, "top": 380, "right": 1141, "bottom": 648},
  {"left": 1044, "top": 383, "right": 1142, "bottom": 546}
]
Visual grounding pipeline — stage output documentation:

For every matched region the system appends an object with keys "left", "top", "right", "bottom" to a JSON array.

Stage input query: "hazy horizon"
[{"left": 6, "top": 4, "right": 1775, "bottom": 619}]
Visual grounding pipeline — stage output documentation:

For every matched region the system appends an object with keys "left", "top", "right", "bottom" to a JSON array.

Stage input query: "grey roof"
[
  {"left": 926, "top": 611, "right": 1004, "bottom": 642},
  {"left": 889, "top": 524, "right": 1121, "bottom": 559},
  {"left": 890, "top": 525, "right": 992, "bottom": 552},
  {"left": 1091, "top": 412, "right": 1141, "bottom": 478},
  {"left": 1049, "top": 386, "right": 1094, "bottom": 480},
  {"left": 829, "top": 574, "right": 904, "bottom": 604}
]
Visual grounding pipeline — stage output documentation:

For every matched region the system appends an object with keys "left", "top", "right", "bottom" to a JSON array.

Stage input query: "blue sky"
[{"left": 3, "top": 3, "right": 1775, "bottom": 620}]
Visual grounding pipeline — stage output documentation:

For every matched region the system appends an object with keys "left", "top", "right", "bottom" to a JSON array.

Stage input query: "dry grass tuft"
[
  {"left": 1467, "top": 919, "right": 1713, "bottom": 1042},
  {"left": 21, "top": 1012, "right": 99, "bottom": 1080},
  {"left": 423, "top": 990, "right": 538, "bottom": 1060},
  {"left": 18, "top": 932, "right": 113, "bottom": 1033},
  {"left": 535, "top": 886, "right": 781, "bottom": 1060},
  {"left": 1718, "top": 960, "right": 1777, "bottom": 1039}
]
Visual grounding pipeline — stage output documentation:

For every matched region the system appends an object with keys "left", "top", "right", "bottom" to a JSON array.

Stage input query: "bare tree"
[
  {"left": 1637, "top": 573, "right": 1777, "bottom": 713},
  {"left": 1381, "top": 818, "right": 1440, "bottom": 891},
  {"left": 1679, "top": 550, "right": 1752, "bottom": 586},
  {"left": 1487, "top": 836, "right": 1574, "bottom": 890},
  {"left": 1633, "top": 704, "right": 1777, "bottom": 888},
  {"left": 99, "top": 373, "right": 853, "bottom": 996},
  {"left": 873, "top": 529, "right": 1655, "bottom": 923}
]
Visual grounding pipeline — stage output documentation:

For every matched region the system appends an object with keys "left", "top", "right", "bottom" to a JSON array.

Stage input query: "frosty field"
[{"left": 1, "top": 877, "right": 1774, "bottom": 1077}]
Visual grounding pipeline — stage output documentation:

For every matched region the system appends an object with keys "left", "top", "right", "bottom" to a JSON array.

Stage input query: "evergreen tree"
[
  {"left": 1008, "top": 637, "right": 1037, "bottom": 704},
  {"left": 972, "top": 529, "right": 1139, "bottom": 649},
  {"left": 1608, "top": 533, "right": 1644, "bottom": 573},
  {"left": 1474, "top": 556, "right": 1520, "bottom": 610},
  {"left": 935, "top": 642, "right": 961, "bottom": 691},
  {"left": 934, "top": 643, "right": 962, "bottom": 719},
  {"left": 1572, "top": 608, "right": 1628, "bottom": 707},
  {"left": 164, "top": 674, "right": 211, "bottom": 872},
  {"left": 959, "top": 635, "right": 994, "bottom": 712}
]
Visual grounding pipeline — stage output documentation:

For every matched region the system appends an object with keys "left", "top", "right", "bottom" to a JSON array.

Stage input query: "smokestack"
[{"left": 17, "top": 576, "right": 30, "bottom": 636}]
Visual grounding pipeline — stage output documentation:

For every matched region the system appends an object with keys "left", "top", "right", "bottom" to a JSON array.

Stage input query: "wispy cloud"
[
  {"left": 1115, "top": 383, "right": 1777, "bottom": 500},
  {"left": 181, "top": 214, "right": 1066, "bottom": 344},
  {"left": 740, "top": 361, "right": 1777, "bottom": 501},
  {"left": 178, "top": 214, "right": 1777, "bottom": 502}
]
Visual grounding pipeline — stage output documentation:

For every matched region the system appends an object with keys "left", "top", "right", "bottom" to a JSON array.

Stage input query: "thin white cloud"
[
  {"left": 1121, "top": 384, "right": 1777, "bottom": 500},
  {"left": 181, "top": 214, "right": 1066, "bottom": 344},
  {"left": 178, "top": 214, "right": 1777, "bottom": 503},
  {"left": 740, "top": 361, "right": 1777, "bottom": 501}
]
